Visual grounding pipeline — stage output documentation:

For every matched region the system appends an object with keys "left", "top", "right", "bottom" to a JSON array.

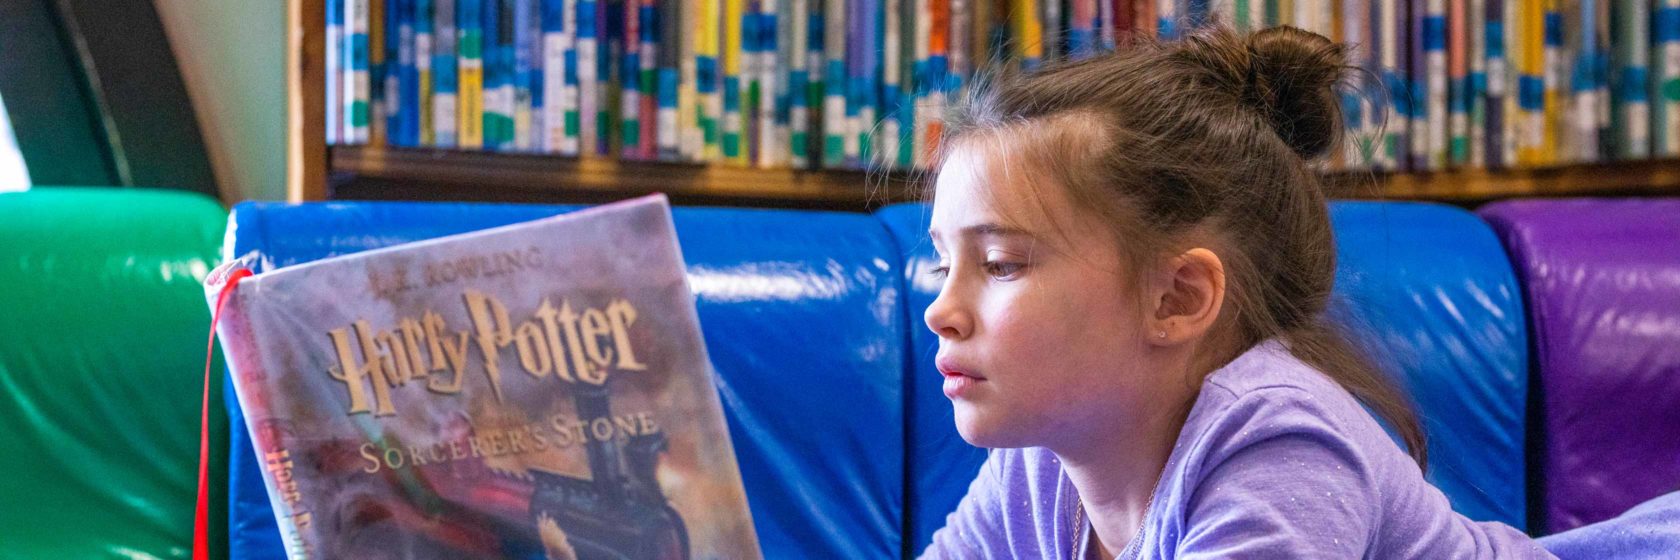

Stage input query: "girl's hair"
[{"left": 936, "top": 25, "right": 1427, "bottom": 468}]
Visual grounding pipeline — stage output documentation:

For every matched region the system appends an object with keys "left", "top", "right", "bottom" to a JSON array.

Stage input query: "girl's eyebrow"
[{"left": 928, "top": 223, "right": 1035, "bottom": 241}]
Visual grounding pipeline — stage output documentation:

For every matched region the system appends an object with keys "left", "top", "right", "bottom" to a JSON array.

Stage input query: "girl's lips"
[
  {"left": 935, "top": 357, "right": 986, "bottom": 380},
  {"left": 943, "top": 374, "right": 982, "bottom": 399}
]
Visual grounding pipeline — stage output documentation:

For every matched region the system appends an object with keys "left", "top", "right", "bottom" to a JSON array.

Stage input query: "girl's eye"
[
  {"left": 929, "top": 264, "right": 951, "bottom": 280},
  {"left": 984, "top": 261, "right": 1025, "bottom": 280}
]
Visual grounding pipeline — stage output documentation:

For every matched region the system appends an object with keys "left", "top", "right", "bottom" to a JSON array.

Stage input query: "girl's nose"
[{"left": 924, "top": 285, "right": 973, "bottom": 341}]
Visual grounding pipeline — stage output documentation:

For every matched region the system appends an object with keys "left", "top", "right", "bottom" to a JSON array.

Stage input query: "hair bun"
[{"left": 1241, "top": 26, "right": 1347, "bottom": 159}]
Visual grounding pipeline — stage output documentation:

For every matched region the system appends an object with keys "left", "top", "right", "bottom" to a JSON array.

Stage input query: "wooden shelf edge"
[
  {"left": 331, "top": 145, "right": 924, "bottom": 208},
  {"left": 331, "top": 146, "right": 1680, "bottom": 207},
  {"left": 1326, "top": 158, "right": 1680, "bottom": 200}
]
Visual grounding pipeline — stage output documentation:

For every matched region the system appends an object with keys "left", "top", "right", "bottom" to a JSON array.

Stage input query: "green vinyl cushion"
[{"left": 0, "top": 187, "right": 226, "bottom": 559}]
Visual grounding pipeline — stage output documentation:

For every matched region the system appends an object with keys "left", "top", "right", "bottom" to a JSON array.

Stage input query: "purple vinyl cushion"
[{"left": 1480, "top": 199, "right": 1680, "bottom": 534}]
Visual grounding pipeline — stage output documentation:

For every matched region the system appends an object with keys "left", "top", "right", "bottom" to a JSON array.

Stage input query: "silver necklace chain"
[{"left": 1070, "top": 479, "right": 1158, "bottom": 560}]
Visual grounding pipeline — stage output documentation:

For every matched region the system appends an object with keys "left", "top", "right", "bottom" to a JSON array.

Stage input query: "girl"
[{"left": 916, "top": 25, "right": 1666, "bottom": 559}]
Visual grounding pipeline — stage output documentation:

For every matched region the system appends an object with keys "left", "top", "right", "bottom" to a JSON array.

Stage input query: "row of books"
[{"left": 324, "top": 0, "right": 1680, "bottom": 172}]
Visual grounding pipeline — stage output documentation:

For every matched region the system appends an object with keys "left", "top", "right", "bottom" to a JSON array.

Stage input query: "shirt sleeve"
[
  {"left": 918, "top": 451, "right": 1009, "bottom": 560},
  {"left": 1174, "top": 386, "right": 1380, "bottom": 559}
]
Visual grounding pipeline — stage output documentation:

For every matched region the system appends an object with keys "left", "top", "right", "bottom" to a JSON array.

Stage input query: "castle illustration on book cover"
[{"left": 209, "top": 195, "right": 761, "bottom": 559}]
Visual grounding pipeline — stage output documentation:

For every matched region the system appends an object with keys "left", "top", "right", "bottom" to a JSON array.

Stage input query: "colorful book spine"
[
  {"left": 881, "top": 0, "right": 903, "bottom": 168},
  {"left": 1340, "top": 0, "right": 1367, "bottom": 168},
  {"left": 1449, "top": 0, "right": 1469, "bottom": 166},
  {"left": 1515, "top": 0, "right": 1543, "bottom": 165},
  {"left": 1380, "top": 0, "right": 1407, "bottom": 170},
  {"left": 1656, "top": 1, "right": 1680, "bottom": 156},
  {"left": 1566, "top": 0, "right": 1597, "bottom": 162},
  {"left": 541, "top": 0, "right": 568, "bottom": 153},
  {"left": 925, "top": 0, "right": 950, "bottom": 167},
  {"left": 374, "top": 0, "right": 392, "bottom": 146},
  {"left": 1468, "top": 0, "right": 1487, "bottom": 167},
  {"left": 513, "top": 0, "right": 535, "bottom": 151},
  {"left": 622, "top": 0, "right": 644, "bottom": 158},
  {"left": 720, "top": 0, "right": 744, "bottom": 163},
  {"left": 417, "top": 0, "right": 436, "bottom": 146},
  {"left": 434, "top": 0, "right": 460, "bottom": 147},
  {"left": 1426, "top": 0, "right": 1447, "bottom": 169},
  {"left": 1595, "top": 0, "right": 1612, "bottom": 160},
  {"left": 1098, "top": 0, "right": 1117, "bottom": 50},
  {"left": 577, "top": 0, "right": 600, "bottom": 154},
  {"left": 328, "top": 0, "right": 344, "bottom": 145},
  {"left": 593, "top": 0, "right": 611, "bottom": 155},
  {"left": 349, "top": 0, "right": 372, "bottom": 144},
  {"left": 657, "top": 0, "right": 681, "bottom": 159},
  {"left": 1014, "top": 0, "right": 1044, "bottom": 69},
  {"left": 698, "top": 0, "right": 722, "bottom": 160},
  {"left": 789, "top": 0, "right": 812, "bottom": 168},
  {"left": 489, "top": 0, "right": 517, "bottom": 150},
  {"left": 458, "top": 0, "right": 484, "bottom": 148},
  {"left": 640, "top": 0, "right": 661, "bottom": 159},
  {"left": 1541, "top": 0, "right": 1562, "bottom": 164},
  {"left": 1611, "top": 0, "right": 1648, "bottom": 159},
  {"left": 823, "top": 0, "right": 846, "bottom": 166}
]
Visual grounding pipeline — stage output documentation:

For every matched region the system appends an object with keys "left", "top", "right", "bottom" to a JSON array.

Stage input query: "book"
[{"left": 207, "top": 195, "right": 761, "bottom": 560}]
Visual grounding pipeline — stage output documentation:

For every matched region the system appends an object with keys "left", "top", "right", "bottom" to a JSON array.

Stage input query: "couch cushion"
[
  {"left": 222, "top": 200, "right": 904, "bottom": 559},
  {"left": 1479, "top": 198, "right": 1680, "bottom": 534},
  {"left": 881, "top": 200, "right": 1530, "bottom": 555},
  {"left": 0, "top": 187, "right": 227, "bottom": 559}
]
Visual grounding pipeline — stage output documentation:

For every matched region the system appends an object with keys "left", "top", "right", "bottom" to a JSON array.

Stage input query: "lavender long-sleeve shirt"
[{"left": 919, "top": 341, "right": 1556, "bottom": 559}]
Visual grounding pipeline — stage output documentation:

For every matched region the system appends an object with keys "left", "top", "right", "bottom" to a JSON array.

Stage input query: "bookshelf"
[{"left": 286, "top": 0, "right": 1680, "bottom": 208}]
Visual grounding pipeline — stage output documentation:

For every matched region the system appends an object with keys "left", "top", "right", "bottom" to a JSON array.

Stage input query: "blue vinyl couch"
[
  {"left": 219, "top": 199, "right": 1531, "bottom": 559},
  {"left": 8, "top": 188, "right": 1677, "bottom": 559}
]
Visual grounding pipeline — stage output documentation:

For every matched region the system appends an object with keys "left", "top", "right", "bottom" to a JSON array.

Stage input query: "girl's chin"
[{"left": 952, "top": 405, "right": 1036, "bottom": 448}]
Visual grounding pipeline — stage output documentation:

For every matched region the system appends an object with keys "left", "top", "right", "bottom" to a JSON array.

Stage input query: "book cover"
[{"left": 207, "top": 195, "right": 761, "bottom": 560}]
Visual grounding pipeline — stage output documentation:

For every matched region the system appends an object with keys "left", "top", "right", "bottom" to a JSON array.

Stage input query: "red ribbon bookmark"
[{"left": 196, "top": 267, "right": 251, "bottom": 560}]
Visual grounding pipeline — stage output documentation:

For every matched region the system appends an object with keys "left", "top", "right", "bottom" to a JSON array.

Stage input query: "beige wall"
[{"left": 154, "top": 0, "right": 287, "bottom": 202}]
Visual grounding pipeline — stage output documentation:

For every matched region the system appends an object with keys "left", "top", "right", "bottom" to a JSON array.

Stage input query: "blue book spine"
[{"left": 433, "top": 0, "right": 459, "bottom": 147}]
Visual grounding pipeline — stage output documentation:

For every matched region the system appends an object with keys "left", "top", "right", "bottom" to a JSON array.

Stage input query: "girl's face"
[{"left": 926, "top": 143, "right": 1161, "bottom": 450}]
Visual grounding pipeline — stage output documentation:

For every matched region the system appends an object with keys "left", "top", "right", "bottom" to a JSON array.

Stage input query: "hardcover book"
[{"left": 208, "top": 195, "right": 760, "bottom": 560}]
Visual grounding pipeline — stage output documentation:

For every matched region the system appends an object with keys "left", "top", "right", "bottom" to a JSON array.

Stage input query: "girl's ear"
[{"left": 1149, "top": 248, "right": 1226, "bottom": 345}]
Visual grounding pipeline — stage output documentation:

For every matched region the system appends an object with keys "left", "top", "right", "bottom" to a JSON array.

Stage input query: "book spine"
[
  {"left": 1450, "top": 0, "right": 1469, "bottom": 166},
  {"left": 513, "top": 0, "right": 534, "bottom": 151},
  {"left": 640, "top": 0, "right": 660, "bottom": 160},
  {"left": 541, "top": 0, "right": 566, "bottom": 153},
  {"left": 1339, "top": 0, "right": 1368, "bottom": 169},
  {"left": 329, "top": 0, "right": 344, "bottom": 145},
  {"left": 418, "top": 0, "right": 435, "bottom": 146},
  {"left": 1656, "top": 1, "right": 1680, "bottom": 156},
  {"left": 458, "top": 0, "right": 485, "bottom": 148},
  {"left": 823, "top": 0, "right": 845, "bottom": 166},
  {"left": 1380, "top": 0, "right": 1407, "bottom": 170},
  {"left": 622, "top": 0, "right": 644, "bottom": 158},
  {"left": 1541, "top": 0, "right": 1562, "bottom": 165},
  {"left": 371, "top": 0, "right": 387, "bottom": 145},
  {"left": 1612, "top": 0, "right": 1648, "bottom": 159},
  {"left": 1424, "top": 0, "right": 1447, "bottom": 170},
  {"left": 435, "top": 0, "right": 460, "bottom": 147},
  {"left": 698, "top": 0, "right": 722, "bottom": 160},
  {"left": 351, "top": 0, "right": 372, "bottom": 144},
  {"left": 759, "top": 0, "right": 783, "bottom": 167},
  {"left": 658, "top": 0, "right": 681, "bottom": 159},
  {"left": 789, "top": 0, "right": 812, "bottom": 168},
  {"left": 393, "top": 0, "right": 413, "bottom": 146},
  {"left": 212, "top": 295, "right": 318, "bottom": 559},
  {"left": 1467, "top": 0, "right": 1486, "bottom": 167},
  {"left": 1013, "top": 0, "right": 1043, "bottom": 68},
  {"left": 881, "top": 0, "right": 903, "bottom": 168},
  {"left": 577, "top": 0, "right": 599, "bottom": 154}
]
